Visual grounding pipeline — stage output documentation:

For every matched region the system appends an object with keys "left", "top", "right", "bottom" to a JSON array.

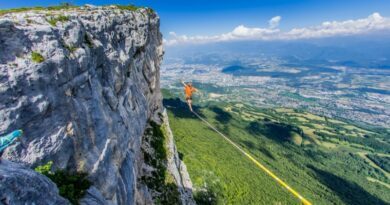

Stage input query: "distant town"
[{"left": 161, "top": 56, "right": 390, "bottom": 128}]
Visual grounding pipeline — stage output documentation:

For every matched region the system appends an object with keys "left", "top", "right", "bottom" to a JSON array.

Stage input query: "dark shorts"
[
  {"left": 0, "top": 151, "right": 3, "bottom": 157},
  {"left": 186, "top": 96, "right": 192, "bottom": 100}
]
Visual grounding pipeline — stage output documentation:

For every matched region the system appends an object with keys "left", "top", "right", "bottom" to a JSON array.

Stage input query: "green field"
[{"left": 163, "top": 89, "right": 390, "bottom": 205}]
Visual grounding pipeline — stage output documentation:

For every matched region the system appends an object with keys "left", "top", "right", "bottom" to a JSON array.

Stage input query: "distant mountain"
[
  {"left": 222, "top": 65, "right": 253, "bottom": 74},
  {"left": 165, "top": 33, "right": 390, "bottom": 68}
]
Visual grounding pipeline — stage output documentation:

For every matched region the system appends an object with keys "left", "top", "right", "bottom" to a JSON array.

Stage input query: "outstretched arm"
[{"left": 181, "top": 80, "right": 187, "bottom": 87}]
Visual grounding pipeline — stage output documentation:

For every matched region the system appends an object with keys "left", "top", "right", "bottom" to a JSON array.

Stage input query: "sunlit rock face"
[{"left": 0, "top": 5, "right": 193, "bottom": 204}]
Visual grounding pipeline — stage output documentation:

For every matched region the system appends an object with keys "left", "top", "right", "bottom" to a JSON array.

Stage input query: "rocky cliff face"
[
  {"left": 0, "top": 160, "right": 69, "bottom": 204},
  {"left": 0, "top": 5, "right": 193, "bottom": 204},
  {"left": 161, "top": 110, "right": 195, "bottom": 205}
]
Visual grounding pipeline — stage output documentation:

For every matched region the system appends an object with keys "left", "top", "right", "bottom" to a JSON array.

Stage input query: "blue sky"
[{"left": 2, "top": 0, "right": 390, "bottom": 43}]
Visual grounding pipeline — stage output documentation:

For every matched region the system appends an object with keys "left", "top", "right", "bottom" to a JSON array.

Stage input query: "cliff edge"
[{"left": 0, "top": 5, "right": 194, "bottom": 205}]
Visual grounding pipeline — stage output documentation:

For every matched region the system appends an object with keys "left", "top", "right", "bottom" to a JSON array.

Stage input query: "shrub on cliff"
[
  {"left": 47, "top": 15, "right": 69, "bottom": 26},
  {"left": 35, "top": 161, "right": 91, "bottom": 205},
  {"left": 141, "top": 121, "right": 181, "bottom": 205},
  {"left": 31, "top": 52, "right": 45, "bottom": 63}
]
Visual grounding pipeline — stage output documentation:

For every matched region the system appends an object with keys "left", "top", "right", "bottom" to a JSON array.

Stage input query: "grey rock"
[
  {"left": 0, "top": 160, "right": 69, "bottom": 205},
  {"left": 79, "top": 186, "right": 107, "bottom": 205},
  {"left": 0, "top": 5, "right": 193, "bottom": 205},
  {"left": 162, "top": 110, "right": 196, "bottom": 205},
  {"left": 84, "top": 4, "right": 97, "bottom": 8}
]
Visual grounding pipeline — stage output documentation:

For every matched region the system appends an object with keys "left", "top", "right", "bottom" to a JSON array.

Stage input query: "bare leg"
[{"left": 187, "top": 99, "right": 193, "bottom": 112}]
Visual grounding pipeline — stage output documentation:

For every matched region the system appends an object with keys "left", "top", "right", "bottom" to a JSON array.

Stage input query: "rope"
[{"left": 191, "top": 110, "right": 312, "bottom": 205}]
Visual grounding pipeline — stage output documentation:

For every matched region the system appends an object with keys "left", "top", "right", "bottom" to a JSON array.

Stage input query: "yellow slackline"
[{"left": 192, "top": 110, "right": 312, "bottom": 205}]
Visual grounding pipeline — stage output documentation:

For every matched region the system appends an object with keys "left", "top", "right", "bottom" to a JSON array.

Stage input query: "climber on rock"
[
  {"left": 0, "top": 130, "right": 23, "bottom": 164},
  {"left": 181, "top": 80, "right": 198, "bottom": 112}
]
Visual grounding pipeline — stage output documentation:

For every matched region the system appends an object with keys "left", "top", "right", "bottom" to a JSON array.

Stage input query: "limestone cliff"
[
  {"left": 0, "top": 5, "right": 194, "bottom": 205},
  {"left": 0, "top": 160, "right": 69, "bottom": 204}
]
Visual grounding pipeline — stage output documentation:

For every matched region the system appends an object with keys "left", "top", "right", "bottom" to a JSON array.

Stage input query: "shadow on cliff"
[
  {"left": 307, "top": 165, "right": 387, "bottom": 205},
  {"left": 163, "top": 98, "right": 205, "bottom": 119},
  {"left": 0, "top": 21, "right": 33, "bottom": 64}
]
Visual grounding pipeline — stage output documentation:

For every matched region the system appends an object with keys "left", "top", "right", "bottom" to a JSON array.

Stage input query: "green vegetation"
[
  {"left": 164, "top": 98, "right": 299, "bottom": 204},
  {"left": 146, "top": 8, "right": 155, "bottom": 14},
  {"left": 0, "top": 3, "right": 152, "bottom": 17},
  {"left": 163, "top": 89, "right": 390, "bottom": 205},
  {"left": 192, "top": 171, "right": 223, "bottom": 205},
  {"left": 47, "top": 15, "right": 69, "bottom": 26},
  {"left": 35, "top": 161, "right": 91, "bottom": 205},
  {"left": 115, "top": 4, "right": 140, "bottom": 11},
  {"left": 0, "top": 3, "right": 151, "bottom": 16},
  {"left": 281, "top": 91, "right": 317, "bottom": 102},
  {"left": 31, "top": 51, "right": 45, "bottom": 63},
  {"left": 141, "top": 121, "right": 181, "bottom": 205},
  {"left": 64, "top": 44, "right": 77, "bottom": 53},
  {"left": 0, "top": 3, "right": 77, "bottom": 16},
  {"left": 115, "top": 4, "right": 154, "bottom": 14},
  {"left": 367, "top": 154, "right": 390, "bottom": 173}
]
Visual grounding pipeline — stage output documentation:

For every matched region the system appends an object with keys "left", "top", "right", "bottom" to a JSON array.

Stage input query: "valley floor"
[{"left": 164, "top": 92, "right": 390, "bottom": 205}]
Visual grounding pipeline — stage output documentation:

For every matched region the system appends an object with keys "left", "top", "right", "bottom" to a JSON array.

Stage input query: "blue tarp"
[{"left": 0, "top": 130, "right": 23, "bottom": 152}]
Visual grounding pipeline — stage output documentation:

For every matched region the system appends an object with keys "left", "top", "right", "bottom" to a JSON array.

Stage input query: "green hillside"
[{"left": 163, "top": 90, "right": 390, "bottom": 205}]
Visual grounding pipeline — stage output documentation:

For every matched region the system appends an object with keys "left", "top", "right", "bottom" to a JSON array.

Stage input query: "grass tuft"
[
  {"left": 64, "top": 44, "right": 77, "bottom": 53},
  {"left": 115, "top": 4, "right": 139, "bottom": 11},
  {"left": 31, "top": 51, "right": 45, "bottom": 63},
  {"left": 0, "top": 3, "right": 77, "bottom": 16},
  {"left": 47, "top": 15, "right": 69, "bottom": 26}
]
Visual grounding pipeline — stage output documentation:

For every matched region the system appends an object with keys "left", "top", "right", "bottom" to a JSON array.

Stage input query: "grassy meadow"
[{"left": 163, "top": 89, "right": 390, "bottom": 205}]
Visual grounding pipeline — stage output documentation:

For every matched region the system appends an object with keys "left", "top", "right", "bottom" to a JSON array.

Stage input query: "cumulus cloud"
[
  {"left": 165, "top": 13, "right": 390, "bottom": 46},
  {"left": 269, "top": 16, "right": 281, "bottom": 29}
]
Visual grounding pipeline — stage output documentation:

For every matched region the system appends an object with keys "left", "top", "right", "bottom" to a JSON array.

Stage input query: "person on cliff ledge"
[
  {"left": 181, "top": 80, "right": 198, "bottom": 112},
  {"left": 0, "top": 130, "right": 23, "bottom": 164}
]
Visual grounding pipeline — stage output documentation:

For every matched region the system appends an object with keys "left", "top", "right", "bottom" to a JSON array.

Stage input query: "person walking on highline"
[{"left": 181, "top": 80, "right": 198, "bottom": 112}]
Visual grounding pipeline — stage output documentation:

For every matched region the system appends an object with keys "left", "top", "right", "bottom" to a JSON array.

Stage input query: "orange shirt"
[{"left": 184, "top": 85, "right": 197, "bottom": 97}]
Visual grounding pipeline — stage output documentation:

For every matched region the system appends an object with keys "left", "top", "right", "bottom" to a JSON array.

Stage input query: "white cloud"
[
  {"left": 282, "top": 12, "right": 390, "bottom": 39},
  {"left": 165, "top": 25, "right": 279, "bottom": 45},
  {"left": 165, "top": 13, "right": 390, "bottom": 46},
  {"left": 269, "top": 16, "right": 281, "bottom": 29}
]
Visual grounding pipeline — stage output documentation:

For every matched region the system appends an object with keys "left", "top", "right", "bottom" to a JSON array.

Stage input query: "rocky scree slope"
[{"left": 0, "top": 5, "right": 194, "bottom": 205}]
